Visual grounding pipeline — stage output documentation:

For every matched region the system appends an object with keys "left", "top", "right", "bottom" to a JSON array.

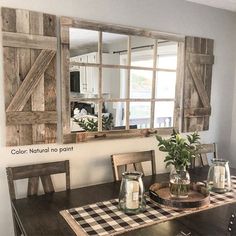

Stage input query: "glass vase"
[
  {"left": 169, "top": 167, "right": 190, "bottom": 198},
  {"left": 207, "top": 159, "right": 231, "bottom": 193},
  {"left": 118, "top": 171, "right": 146, "bottom": 214}
]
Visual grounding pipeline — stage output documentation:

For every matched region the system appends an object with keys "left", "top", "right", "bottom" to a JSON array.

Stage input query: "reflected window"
[
  {"left": 130, "top": 102, "right": 151, "bottom": 129},
  {"left": 130, "top": 69, "right": 152, "bottom": 99},
  {"left": 68, "top": 26, "right": 179, "bottom": 132}
]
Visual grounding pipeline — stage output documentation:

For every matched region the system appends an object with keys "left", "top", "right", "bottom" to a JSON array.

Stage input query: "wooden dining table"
[{"left": 12, "top": 167, "right": 236, "bottom": 236}]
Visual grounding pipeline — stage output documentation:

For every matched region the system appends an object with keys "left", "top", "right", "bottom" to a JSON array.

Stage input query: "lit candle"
[
  {"left": 213, "top": 166, "right": 225, "bottom": 189},
  {"left": 126, "top": 180, "right": 139, "bottom": 209}
]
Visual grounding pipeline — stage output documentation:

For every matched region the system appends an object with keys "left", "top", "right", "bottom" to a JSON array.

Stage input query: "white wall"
[
  {"left": 0, "top": 0, "right": 236, "bottom": 235},
  {"left": 230, "top": 58, "right": 236, "bottom": 165}
]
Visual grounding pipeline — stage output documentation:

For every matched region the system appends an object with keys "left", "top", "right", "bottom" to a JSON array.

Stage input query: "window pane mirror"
[{"left": 60, "top": 17, "right": 185, "bottom": 143}]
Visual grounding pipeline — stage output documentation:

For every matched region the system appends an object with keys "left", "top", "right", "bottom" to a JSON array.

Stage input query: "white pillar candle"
[
  {"left": 213, "top": 166, "right": 225, "bottom": 189},
  {"left": 126, "top": 180, "right": 139, "bottom": 209}
]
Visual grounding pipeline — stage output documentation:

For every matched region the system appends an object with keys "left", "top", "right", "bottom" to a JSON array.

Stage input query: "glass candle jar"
[
  {"left": 207, "top": 159, "right": 231, "bottom": 193},
  {"left": 118, "top": 171, "right": 146, "bottom": 214}
]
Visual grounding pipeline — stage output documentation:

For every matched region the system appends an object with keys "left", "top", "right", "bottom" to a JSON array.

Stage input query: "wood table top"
[{"left": 12, "top": 167, "right": 236, "bottom": 236}]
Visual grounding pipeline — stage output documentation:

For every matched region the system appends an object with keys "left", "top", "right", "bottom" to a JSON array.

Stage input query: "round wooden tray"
[{"left": 149, "top": 182, "right": 210, "bottom": 209}]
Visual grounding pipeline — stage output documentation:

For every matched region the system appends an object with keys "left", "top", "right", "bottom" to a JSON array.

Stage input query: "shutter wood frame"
[
  {"left": 182, "top": 36, "right": 214, "bottom": 132},
  {"left": 2, "top": 7, "right": 58, "bottom": 146}
]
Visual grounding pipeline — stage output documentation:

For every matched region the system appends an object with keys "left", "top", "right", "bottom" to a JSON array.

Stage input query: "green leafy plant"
[
  {"left": 74, "top": 114, "right": 113, "bottom": 132},
  {"left": 156, "top": 130, "right": 200, "bottom": 170}
]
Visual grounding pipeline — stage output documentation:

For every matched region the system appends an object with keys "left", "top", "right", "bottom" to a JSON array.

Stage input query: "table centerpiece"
[{"left": 156, "top": 130, "right": 200, "bottom": 198}]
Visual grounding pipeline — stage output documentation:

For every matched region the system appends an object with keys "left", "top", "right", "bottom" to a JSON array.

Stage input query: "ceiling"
[
  {"left": 186, "top": 0, "right": 236, "bottom": 12},
  {"left": 70, "top": 28, "right": 127, "bottom": 49}
]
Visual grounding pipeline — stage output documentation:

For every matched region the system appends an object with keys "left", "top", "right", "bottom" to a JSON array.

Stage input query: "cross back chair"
[
  {"left": 111, "top": 150, "right": 156, "bottom": 181},
  {"left": 192, "top": 143, "right": 217, "bottom": 168},
  {"left": 6, "top": 160, "right": 70, "bottom": 236}
]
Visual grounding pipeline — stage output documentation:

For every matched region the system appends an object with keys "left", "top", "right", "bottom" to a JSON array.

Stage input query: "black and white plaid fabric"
[{"left": 61, "top": 176, "right": 236, "bottom": 236}]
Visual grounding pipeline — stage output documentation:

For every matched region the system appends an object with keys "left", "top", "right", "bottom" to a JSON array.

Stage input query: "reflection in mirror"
[
  {"left": 157, "top": 41, "right": 178, "bottom": 69},
  {"left": 130, "top": 69, "right": 152, "bottom": 99},
  {"left": 102, "top": 68, "right": 128, "bottom": 99},
  {"left": 131, "top": 36, "right": 155, "bottom": 68},
  {"left": 70, "top": 66, "right": 99, "bottom": 96},
  {"left": 69, "top": 28, "right": 99, "bottom": 57},
  {"left": 70, "top": 101, "right": 99, "bottom": 132},
  {"left": 156, "top": 72, "right": 176, "bottom": 99},
  {"left": 102, "top": 102, "right": 127, "bottom": 131},
  {"left": 130, "top": 102, "right": 151, "bottom": 129},
  {"left": 102, "top": 32, "right": 128, "bottom": 65},
  {"left": 154, "top": 101, "right": 174, "bottom": 128},
  {"left": 68, "top": 25, "right": 179, "bottom": 134}
]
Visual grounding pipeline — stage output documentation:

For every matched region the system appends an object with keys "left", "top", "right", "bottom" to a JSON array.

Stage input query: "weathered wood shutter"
[
  {"left": 182, "top": 36, "right": 214, "bottom": 132},
  {"left": 2, "top": 7, "right": 57, "bottom": 146}
]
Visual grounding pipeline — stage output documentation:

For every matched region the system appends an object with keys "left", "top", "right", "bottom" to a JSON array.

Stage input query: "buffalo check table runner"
[{"left": 60, "top": 176, "right": 236, "bottom": 236}]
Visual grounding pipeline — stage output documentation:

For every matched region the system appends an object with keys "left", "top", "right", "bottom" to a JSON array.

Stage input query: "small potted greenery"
[{"left": 156, "top": 130, "right": 200, "bottom": 198}]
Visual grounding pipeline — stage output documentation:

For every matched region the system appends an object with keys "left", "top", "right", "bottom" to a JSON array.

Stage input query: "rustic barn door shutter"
[
  {"left": 182, "top": 36, "right": 214, "bottom": 132},
  {"left": 2, "top": 7, "right": 57, "bottom": 146}
]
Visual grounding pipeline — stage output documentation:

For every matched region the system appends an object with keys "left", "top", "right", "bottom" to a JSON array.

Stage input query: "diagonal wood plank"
[
  {"left": 187, "top": 62, "right": 210, "bottom": 108},
  {"left": 6, "top": 49, "right": 56, "bottom": 112}
]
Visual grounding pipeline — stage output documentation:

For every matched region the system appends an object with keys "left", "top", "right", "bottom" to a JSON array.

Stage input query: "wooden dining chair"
[
  {"left": 111, "top": 150, "right": 156, "bottom": 181},
  {"left": 6, "top": 160, "right": 70, "bottom": 236},
  {"left": 192, "top": 143, "right": 217, "bottom": 168}
]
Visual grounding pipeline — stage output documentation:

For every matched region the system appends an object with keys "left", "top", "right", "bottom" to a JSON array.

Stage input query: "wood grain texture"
[
  {"left": 27, "top": 177, "right": 39, "bottom": 196},
  {"left": 30, "top": 11, "right": 45, "bottom": 144},
  {"left": 149, "top": 182, "right": 210, "bottom": 209},
  {"left": 1, "top": 7, "right": 16, "bottom": 32},
  {"left": 63, "top": 128, "right": 172, "bottom": 144},
  {"left": 182, "top": 36, "right": 214, "bottom": 132},
  {"left": 61, "top": 42, "right": 71, "bottom": 136},
  {"left": 70, "top": 61, "right": 176, "bottom": 72},
  {"left": 183, "top": 107, "right": 211, "bottom": 117},
  {"left": 187, "top": 63, "right": 210, "bottom": 108},
  {"left": 6, "top": 50, "right": 56, "bottom": 112},
  {"left": 6, "top": 111, "right": 57, "bottom": 125},
  {"left": 60, "top": 16, "right": 185, "bottom": 42},
  {"left": 111, "top": 150, "right": 156, "bottom": 181},
  {"left": 2, "top": 31, "right": 57, "bottom": 50},
  {"left": 98, "top": 31, "right": 102, "bottom": 131},
  {"left": 2, "top": 7, "right": 58, "bottom": 146},
  {"left": 2, "top": 7, "right": 21, "bottom": 146},
  {"left": 10, "top": 168, "right": 236, "bottom": 236},
  {"left": 192, "top": 143, "right": 217, "bottom": 168},
  {"left": 60, "top": 16, "right": 182, "bottom": 143},
  {"left": 150, "top": 39, "right": 158, "bottom": 129},
  {"left": 186, "top": 53, "right": 214, "bottom": 65},
  {"left": 174, "top": 42, "right": 185, "bottom": 130},
  {"left": 43, "top": 13, "right": 57, "bottom": 143},
  {"left": 41, "top": 175, "right": 55, "bottom": 193},
  {"left": 6, "top": 160, "right": 70, "bottom": 200}
]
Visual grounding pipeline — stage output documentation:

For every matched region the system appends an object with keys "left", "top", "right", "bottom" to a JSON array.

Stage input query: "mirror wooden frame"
[{"left": 60, "top": 16, "right": 185, "bottom": 143}]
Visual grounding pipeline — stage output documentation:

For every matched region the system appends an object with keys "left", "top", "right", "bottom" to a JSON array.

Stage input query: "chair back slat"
[
  {"left": 65, "top": 160, "right": 70, "bottom": 191},
  {"left": 134, "top": 163, "right": 144, "bottom": 173},
  {"left": 6, "top": 160, "right": 70, "bottom": 200},
  {"left": 111, "top": 150, "right": 156, "bottom": 181},
  {"left": 27, "top": 177, "right": 39, "bottom": 196},
  {"left": 193, "top": 143, "right": 217, "bottom": 168},
  {"left": 40, "top": 175, "right": 55, "bottom": 194}
]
